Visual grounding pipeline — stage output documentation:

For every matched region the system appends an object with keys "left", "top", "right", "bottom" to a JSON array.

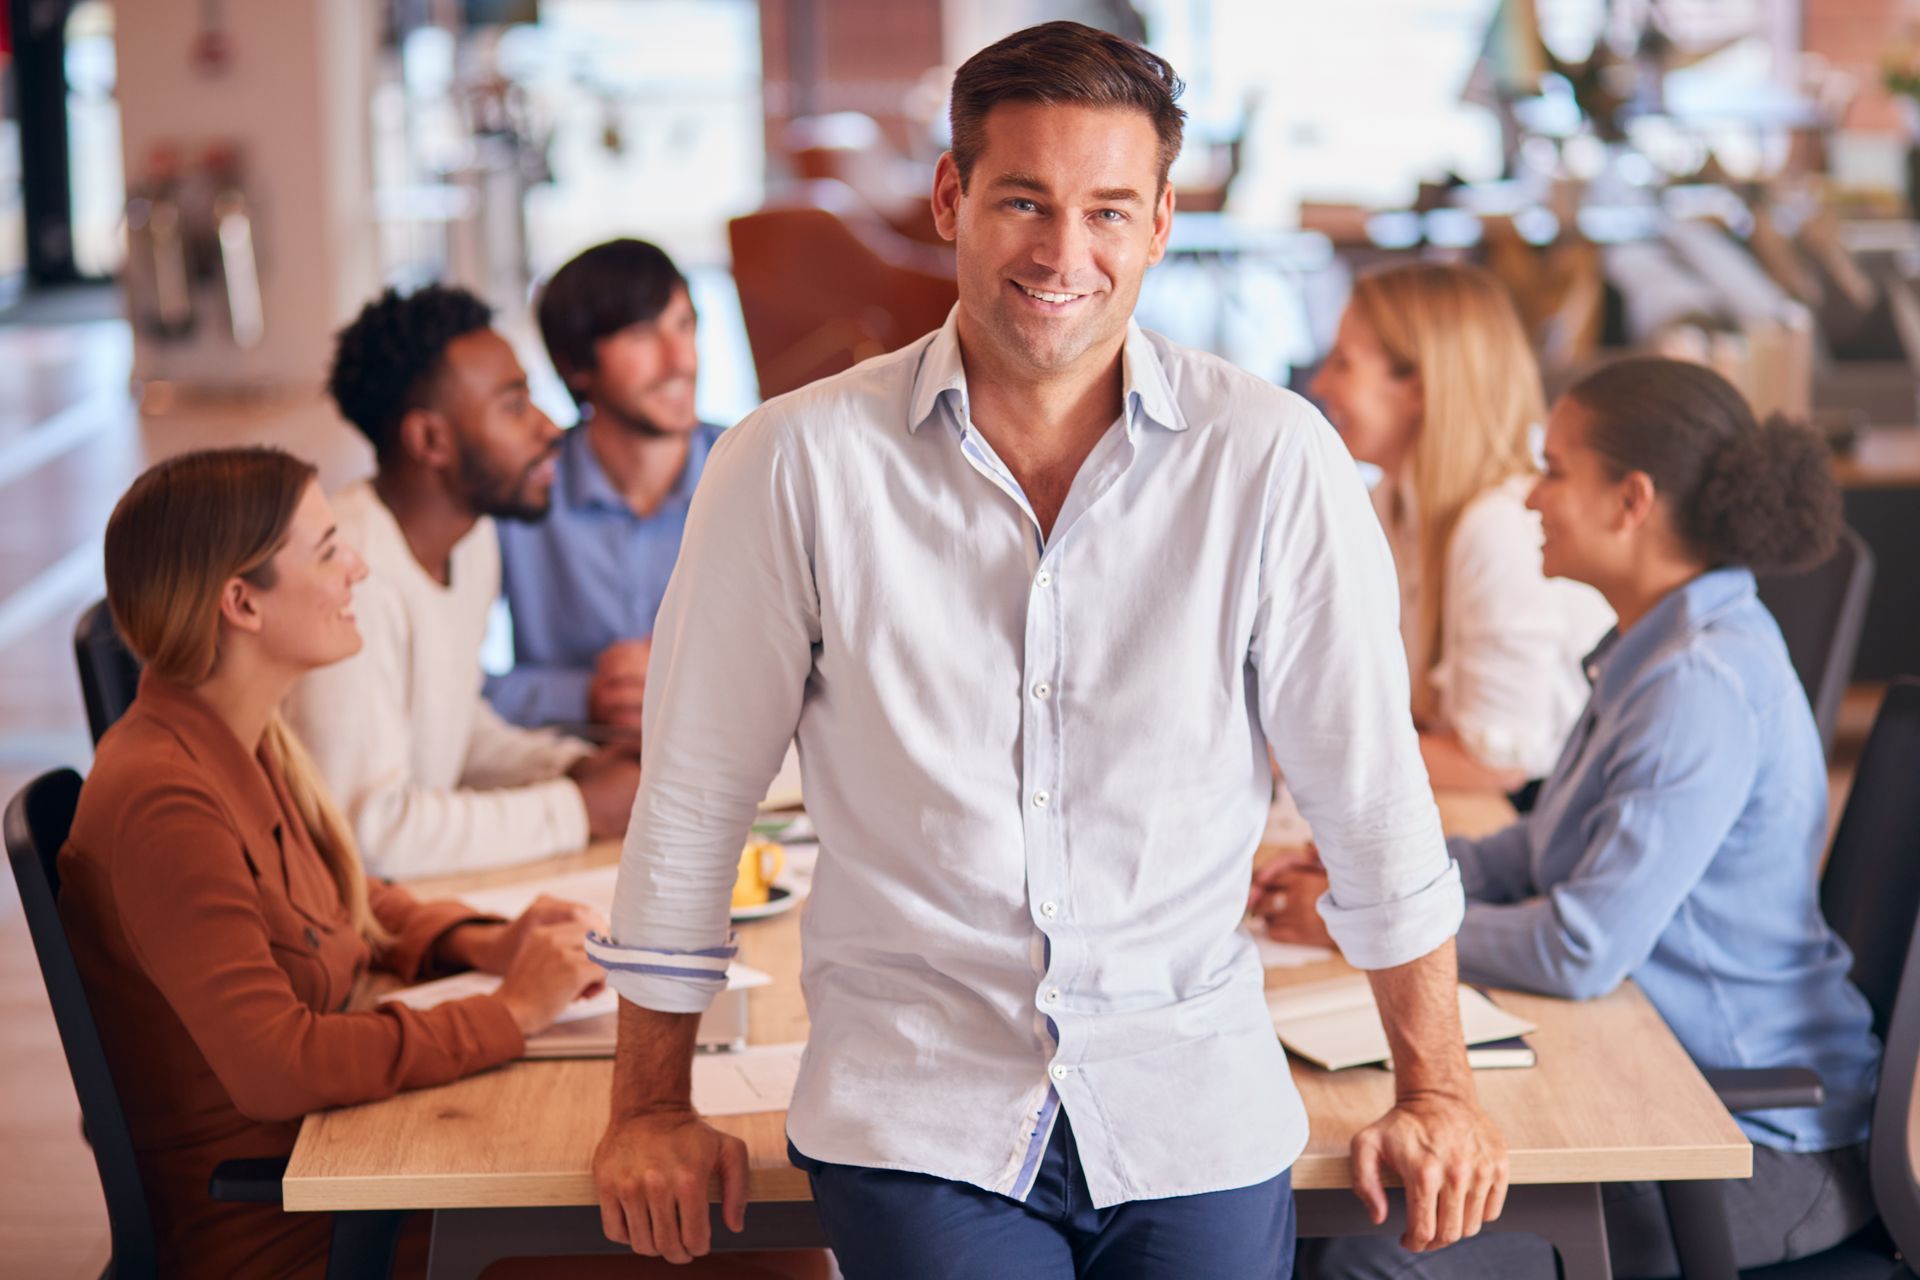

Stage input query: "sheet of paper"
[
  {"left": 1241, "top": 923, "right": 1334, "bottom": 969},
  {"left": 379, "top": 962, "right": 771, "bottom": 1027},
  {"left": 691, "top": 1042, "right": 808, "bottom": 1117},
  {"left": 458, "top": 863, "right": 620, "bottom": 923},
  {"left": 1266, "top": 975, "right": 1535, "bottom": 1071}
]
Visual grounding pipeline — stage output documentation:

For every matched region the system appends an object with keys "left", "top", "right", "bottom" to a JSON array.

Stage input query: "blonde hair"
[
  {"left": 103, "top": 448, "right": 390, "bottom": 947},
  {"left": 1347, "top": 263, "right": 1544, "bottom": 710}
]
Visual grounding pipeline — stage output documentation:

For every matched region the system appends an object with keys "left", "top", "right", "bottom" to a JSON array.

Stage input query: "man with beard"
[
  {"left": 286, "top": 284, "right": 640, "bottom": 879},
  {"left": 487, "top": 239, "right": 723, "bottom": 731}
]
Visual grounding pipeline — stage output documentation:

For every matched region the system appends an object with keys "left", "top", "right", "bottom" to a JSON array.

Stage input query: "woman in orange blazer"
[{"left": 58, "top": 447, "right": 610, "bottom": 1278}]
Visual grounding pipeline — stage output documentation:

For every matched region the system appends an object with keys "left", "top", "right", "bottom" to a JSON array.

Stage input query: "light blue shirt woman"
[{"left": 1452, "top": 565, "right": 1878, "bottom": 1151}]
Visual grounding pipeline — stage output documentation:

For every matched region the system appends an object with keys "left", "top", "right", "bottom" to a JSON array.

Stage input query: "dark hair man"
[
  {"left": 589, "top": 23, "right": 1505, "bottom": 1278},
  {"left": 285, "top": 284, "right": 640, "bottom": 878},
  {"left": 488, "top": 240, "right": 726, "bottom": 731}
]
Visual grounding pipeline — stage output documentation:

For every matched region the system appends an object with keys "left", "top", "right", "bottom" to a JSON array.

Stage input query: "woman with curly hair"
[{"left": 1278, "top": 358, "right": 1882, "bottom": 1278}]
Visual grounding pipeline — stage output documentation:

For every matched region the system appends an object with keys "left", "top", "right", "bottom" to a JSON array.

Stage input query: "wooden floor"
[{"left": 0, "top": 307, "right": 1893, "bottom": 1275}]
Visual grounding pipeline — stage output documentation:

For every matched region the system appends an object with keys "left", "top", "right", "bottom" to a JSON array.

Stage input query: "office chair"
[
  {"left": 5, "top": 770, "right": 404, "bottom": 1279},
  {"left": 73, "top": 601, "right": 143, "bottom": 745},
  {"left": 1756, "top": 528, "right": 1875, "bottom": 758},
  {"left": 1661, "top": 678, "right": 1920, "bottom": 1279}
]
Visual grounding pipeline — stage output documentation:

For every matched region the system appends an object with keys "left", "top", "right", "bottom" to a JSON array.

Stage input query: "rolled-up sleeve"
[
  {"left": 598, "top": 413, "right": 821, "bottom": 1012},
  {"left": 1249, "top": 409, "right": 1462, "bottom": 970}
]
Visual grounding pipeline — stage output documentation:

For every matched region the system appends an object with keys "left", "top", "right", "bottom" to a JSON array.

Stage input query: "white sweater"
[
  {"left": 1373, "top": 472, "right": 1615, "bottom": 778},
  {"left": 284, "top": 482, "right": 592, "bottom": 879}
]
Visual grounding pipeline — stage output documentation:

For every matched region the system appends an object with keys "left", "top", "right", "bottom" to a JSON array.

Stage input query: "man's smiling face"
[{"left": 934, "top": 100, "right": 1173, "bottom": 379}]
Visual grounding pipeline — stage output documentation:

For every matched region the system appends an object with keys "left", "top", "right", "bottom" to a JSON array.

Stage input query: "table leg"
[
  {"left": 326, "top": 1208, "right": 409, "bottom": 1279},
  {"left": 426, "top": 1202, "right": 830, "bottom": 1279},
  {"left": 1296, "top": 1183, "right": 1612, "bottom": 1280}
]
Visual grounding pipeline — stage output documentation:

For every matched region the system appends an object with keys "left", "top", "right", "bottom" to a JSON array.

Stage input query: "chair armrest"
[
  {"left": 1702, "top": 1067, "right": 1825, "bottom": 1113},
  {"left": 209, "top": 1156, "right": 288, "bottom": 1205}
]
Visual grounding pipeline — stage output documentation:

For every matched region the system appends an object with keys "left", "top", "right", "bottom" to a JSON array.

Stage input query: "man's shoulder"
[
  {"left": 727, "top": 336, "right": 936, "bottom": 454},
  {"left": 1142, "top": 329, "right": 1326, "bottom": 453}
]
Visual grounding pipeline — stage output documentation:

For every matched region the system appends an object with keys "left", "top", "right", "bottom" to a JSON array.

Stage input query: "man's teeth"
[{"left": 1021, "top": 285, "right": 1078, "bottom": 304}]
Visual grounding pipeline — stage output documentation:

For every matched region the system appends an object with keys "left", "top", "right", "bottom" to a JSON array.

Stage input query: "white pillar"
[{"left": 114, "top": 0, "right": 379, "bottom": 394}]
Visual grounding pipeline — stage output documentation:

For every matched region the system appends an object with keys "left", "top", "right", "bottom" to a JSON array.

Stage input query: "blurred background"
[{"left": 2, "top": 2, "right": 1919, "bottom": 1269}]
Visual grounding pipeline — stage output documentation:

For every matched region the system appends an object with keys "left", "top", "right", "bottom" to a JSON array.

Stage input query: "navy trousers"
[{"left": 790, "top": 1115, "right": 1295, "bottom": 1279}]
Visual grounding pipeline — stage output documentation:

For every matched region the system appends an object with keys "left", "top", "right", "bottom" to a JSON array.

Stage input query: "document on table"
[
  {"left": 1267, "top": 974, "right": 1535, "bottom": 1072},
  {"left": 378, "top": 962, "right": 772, "bottom": 1057},
  {"left": 692, "top": 1042, "right": 807, "bottom": 1117},
  {"left": 458, "top": 863, "right": 619, "bottom": 923}
]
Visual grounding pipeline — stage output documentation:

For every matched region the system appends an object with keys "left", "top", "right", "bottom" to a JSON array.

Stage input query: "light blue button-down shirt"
[
  {"left": 596, "top": 310, "right": 1462, "bottom": 1207},
  {"left": 487, "top": 420, "right": 725, "bottom": 726},
  {"left": 1454, "top": 566, "right": 1879, "bottom": 1152}
]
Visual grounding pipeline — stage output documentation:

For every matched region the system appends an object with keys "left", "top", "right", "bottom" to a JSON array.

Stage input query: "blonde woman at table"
[
  {"left": 1265, "top": 360, "right": 1882, "bottom": 1279},
  {"left": 60, "top": 449, "right": 819, "bottom": 1280},
  {"left": 1308, "top": 262, "right": 1613, "bottom": 799}
]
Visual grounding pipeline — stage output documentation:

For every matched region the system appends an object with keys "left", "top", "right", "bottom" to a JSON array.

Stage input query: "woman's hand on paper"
[
  {"left": 462, "top": 894, "right": 606, "bottom": 975},
  {"left": 495, "top": 920, "right": 606, "bottom": 1036}
]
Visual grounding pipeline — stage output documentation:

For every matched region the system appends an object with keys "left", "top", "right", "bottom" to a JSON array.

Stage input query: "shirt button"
[
  {"left": 1032, "top": 682, "right": 1052, "bottom": 700},
  {"left": 1045, "top": 988, "right": 1061, "bottom": 1004},
  {"left": 1585, "top": 663, "right": 1600, "bottom": 680},
  {"left": 1040, "top": 901, "right": 1059, "bottom": 919},
  {"left": 1035, "top": 571, "right": 1053, "bottom": 587},
  {"left": 1050, "top": 1064, "right": 1069, "bottom": 1081},
  {"left": 1033, "top": 790, "right": 1050, "bottom": 808}
]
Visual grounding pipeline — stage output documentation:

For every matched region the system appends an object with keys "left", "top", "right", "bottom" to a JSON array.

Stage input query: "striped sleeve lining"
[{"left": 585, "top": 929, "right": 738, "bottom": 982}]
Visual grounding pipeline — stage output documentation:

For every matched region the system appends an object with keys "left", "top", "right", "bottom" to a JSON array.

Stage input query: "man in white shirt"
[
  {"left": 589, "top": 22, "right": 1506, "bottom": 1279},
  {"left": 285, "top": 285, "right": 640, "bottom": 879}
]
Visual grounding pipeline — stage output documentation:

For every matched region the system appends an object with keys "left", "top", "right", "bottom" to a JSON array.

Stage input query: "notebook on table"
[{"left": 1266, "top": 975, "right": 1536, "bottom": 1072}]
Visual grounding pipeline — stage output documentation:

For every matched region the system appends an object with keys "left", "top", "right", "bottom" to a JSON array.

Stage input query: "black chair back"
[
  {"left": 1825, "top": 680, "right": 1920, "bottom": 1267},
  {"left": 74, "top": 600, "right": 143, "bottom": 746},
  {"left": 1820, "top": 679, "right": 1920, "bottom": 1042},
  {"left": 1757, "top": 527, "right": 1875, "bottom": 758},
  {"left": 4, "top": 769, "right": 159, "bottom": 1278}
]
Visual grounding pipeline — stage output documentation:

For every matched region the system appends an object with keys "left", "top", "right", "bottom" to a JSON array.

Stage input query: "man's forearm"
[
  {"left": 1365, "top": 937, "right": 1476, "bottom": 1102},
  {"left": 608, "top": 999, "right": 703, "bottom": 1118}
]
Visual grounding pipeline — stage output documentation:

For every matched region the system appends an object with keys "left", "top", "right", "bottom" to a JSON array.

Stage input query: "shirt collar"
[
  {"left": 561, "top": 419, "right": 720, "bottom": 517},
  {"left": 906, "top": 307, "right": 1185, "bottom": 437},
  {"left": 1583, "top": 566, "right": 1758, "bottom": 701},
  {"left": 131, "top": 668, "right": 285, "bottom": 847},
  {"left": 561, "top": 422, "right": 629, "bottom": 515}
]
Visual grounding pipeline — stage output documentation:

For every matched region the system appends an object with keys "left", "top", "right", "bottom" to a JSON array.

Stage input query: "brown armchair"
[{"left": 728, "top": 180, "right": 957, "bottom": 400}]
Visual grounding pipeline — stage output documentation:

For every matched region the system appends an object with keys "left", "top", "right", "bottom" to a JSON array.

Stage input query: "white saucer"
[{"left": 731, "top": 884, "right": 802, "bottom": 923}]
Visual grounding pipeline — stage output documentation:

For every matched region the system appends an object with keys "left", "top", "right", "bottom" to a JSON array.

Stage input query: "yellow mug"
[{"left": 732, "top": 838, "right": 786, "bottom": 910}]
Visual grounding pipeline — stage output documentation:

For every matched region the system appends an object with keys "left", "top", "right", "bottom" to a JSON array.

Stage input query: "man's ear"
[
  {"left": 396, "top": 405, "right": 458, "bottom": 470},
  {"left": 216, "top": 575, "right": 266, "bottom": 636},
  {"left": 931, "top": 151, "right": 963, "bottom": 244},
  {"left": 1144, "top": 181, "right": 1176, "bottom": 268}
]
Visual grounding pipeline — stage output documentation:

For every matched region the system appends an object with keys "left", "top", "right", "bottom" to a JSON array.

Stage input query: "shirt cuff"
[
  {"left": 1317, "top": 859, "right": 1465, "bottom": 970},
  {"left": 589, "top": 930, "right": 739, "bottom": 1015}
]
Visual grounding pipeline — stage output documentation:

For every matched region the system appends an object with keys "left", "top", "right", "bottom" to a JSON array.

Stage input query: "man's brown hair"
[{"left": 948, "top": 21, "right": 1186, "bottom": 194}]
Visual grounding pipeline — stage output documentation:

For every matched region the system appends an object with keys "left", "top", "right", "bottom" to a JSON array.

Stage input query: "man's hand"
[
  {"left": 595, "top": 1107, "right": 748, "bottom": 1263},
  {"left": 590, "top": 639, "right": 653, "bottom": 729},
  {"left": 1359, "top": 939, "right": 1510, "bottom": 1252},
  {"left": 568, "top": 748, "right": 641, "bottom": 838},
  {"left": 1351, "top": 1091, "right": 1509, "bottom": 1252}
]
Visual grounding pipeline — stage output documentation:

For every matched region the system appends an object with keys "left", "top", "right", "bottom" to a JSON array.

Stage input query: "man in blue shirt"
[{"left": 489, "top": 239, "right": 726, "bottom": 729}]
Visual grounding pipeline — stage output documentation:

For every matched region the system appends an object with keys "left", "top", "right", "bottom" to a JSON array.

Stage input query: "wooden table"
[{"left": 287, "top": 794, "right": 1750, "bottom": 1278}]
